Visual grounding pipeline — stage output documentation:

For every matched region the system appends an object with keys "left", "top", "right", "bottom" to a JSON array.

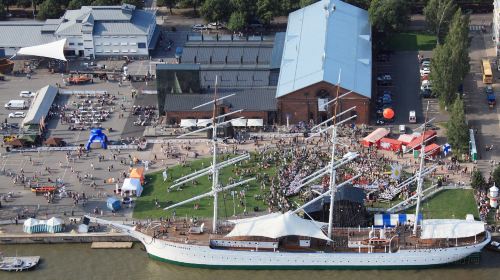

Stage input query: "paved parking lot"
[
  {"left": 0, "top": 70, "right": 159, "bottom": 221},
  {"left": 375, "top": 52, "right": 424, "bottom": 125}
]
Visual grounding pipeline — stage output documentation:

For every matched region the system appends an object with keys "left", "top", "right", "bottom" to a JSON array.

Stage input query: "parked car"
[
  {"left": 8, "top": 111, "right": 25, "bottom": 118},
  {"left": 192, "top": 24, "right": 207, "bottom": 31},
  {"left": 421, "top": 80, "right": 432, "bottom": 91},
  {"left": 19, "top": 90, "right": 35, "bottom": 98},
  {"left": 420, "top": 66, "right": 431, "bottom": 76},
  {"left": 377, "top": 74, "right": 392, "bottom": 86},
  {"left": 421, "top": 88, "right": 433, "bottom": 98},
  {"left": 421, "top": 61, "right": 431, "bottom": 68},
  {"left": 207, "top": 22, "right": 225, "bottom": 29}
]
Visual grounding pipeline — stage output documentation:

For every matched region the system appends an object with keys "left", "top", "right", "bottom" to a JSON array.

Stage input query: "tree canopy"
[
  {"left": 368, "top": 0, "right": 411, "bottom": 33},
  {"left": 424, "top": 0, "right": 457, "bottom": 44},
  {"left": 37, "top": 0, "right": 62, "bottom": 20},
  {"left": 493, "top": 166, "right": 500, "bottom": 188},
  {"left": 429, "top": 8, "right": 469, "bottom": 107},
  {"left": 446, "top": 97, "right": 469, "bottom": 155},
  {"left": 471, "top": 170, "right": 486, "bottom": 190},
  {"left": 200, "top": 0, "right": 232, "bottom": 24}
]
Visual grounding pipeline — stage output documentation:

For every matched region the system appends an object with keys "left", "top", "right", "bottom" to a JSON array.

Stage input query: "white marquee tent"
[
  {"left": 122, "top": 178, "right": 143, "bottom": 197},
  {"left": 420, "top": 219, "right": 485, "bottom": 239},
  {"left": 226, "top": 211, "right": 331, "bottom": 241},
  {"left": 16, "top": 39, "right": 67, "bottom": 61}
]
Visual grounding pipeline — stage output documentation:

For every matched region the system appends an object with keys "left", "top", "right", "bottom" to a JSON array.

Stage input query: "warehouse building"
[{"left": 276, "top": 0, "right": 372, "bottom": 124}]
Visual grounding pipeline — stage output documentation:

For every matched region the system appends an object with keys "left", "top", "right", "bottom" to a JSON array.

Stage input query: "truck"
[
  {"left": 488, "top": 92, "right": 496, "bottom": 108},
  {"left": 4, "top": 100, "right": 28, "bottom": 110}
]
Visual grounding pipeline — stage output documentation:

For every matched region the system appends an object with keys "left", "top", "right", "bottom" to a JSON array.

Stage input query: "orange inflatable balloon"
[{"left": 383, "top": 108, "right": 395, "bottom": 119}]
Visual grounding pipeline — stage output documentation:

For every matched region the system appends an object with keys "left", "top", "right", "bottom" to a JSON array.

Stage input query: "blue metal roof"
[{"left": 276, "top": 0, "right": 372, "bottom": 99}]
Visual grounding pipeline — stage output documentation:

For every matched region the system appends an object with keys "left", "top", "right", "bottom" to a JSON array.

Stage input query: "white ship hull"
[{"left": 130, "top": 230, "right": 491, "bottom": 269}]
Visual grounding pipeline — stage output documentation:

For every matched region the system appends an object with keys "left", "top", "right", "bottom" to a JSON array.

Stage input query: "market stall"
[
  {"left": 121, "top": 178, "right": 143, "bottom": 197},
  {"left": 378, "top": 138, "right": 402, "bottom": 152},
  {"left": 361, "top": 128, "right": 389, "bottom": 147},
  {"left": 129, "top": 167, "right": 145, "bottom": 185}
]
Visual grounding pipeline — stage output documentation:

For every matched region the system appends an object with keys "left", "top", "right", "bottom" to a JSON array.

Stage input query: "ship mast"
[
  {"left": 413, "top": 101, "right": 431, "bottom": 235},
  {"left": 211, "top": 76, "right": 220, "bottom": 234},
  {"left": 164, "top": 76, "right": 255, "bottom": 234}
]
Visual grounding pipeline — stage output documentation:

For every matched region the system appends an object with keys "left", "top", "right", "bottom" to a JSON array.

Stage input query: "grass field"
[
  {"left": 408, "top": 189, "right": 478, "bottom": 219},
  {"left": 388, "top": 32, "right": 437, "bottom": 51},
  {"left": 133, "top": 155, "right": 277, "bottom": 219}
]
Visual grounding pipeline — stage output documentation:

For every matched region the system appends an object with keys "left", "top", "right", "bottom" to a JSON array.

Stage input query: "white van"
[{"left": 5, "top": 100, "right": 28, "bottom": 110}]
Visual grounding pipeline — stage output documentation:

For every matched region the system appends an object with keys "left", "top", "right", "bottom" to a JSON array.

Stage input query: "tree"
[
  {"left": 227, "top": 11, "right": 246, "bottom": 31},
  {"left": 343, "top": 0, "right": 370, "bottom": 10},
  {"left": 446, "top": 98, "right": 469, "bottom": 155},
  {"left": 430, "top": 43, "right": 456, "bottom": 106},
  {"left": 424, "top": 0, "right": 457, "bottom": 44},
  {"left": 299, "top": 0, "right": 316, "bottom": 8},
  {"left": 368, "top": 0, "right": 410, "bottom": 33},
  {"left": 67, "top": 0, "right": 89, "bottom": 9},
  {"left": 157, "top": 0, "right": 177, "bottom": 14},
  {"left": 0, "top": 2, "right": 6, "bottom": 20},
  {"left": 493, "top": 166, "right": 500, "bottom": 188},
  {"left": 445, "top": 9, "right": 470, "bottom": 82},
  {"left": 16, "top": 0, "right": 32, "bottom": 8},
  {"left": 37, "top": 0, "right": 62, "bottom": 20},
  {"left": 200, "top": 0, "right": 231, "bottom": 24},
  {"left": 471, "top": 170, "right": 486, "bottom": 190},
  {"left": 2, "top": 0, "right": 16, "bottom": 12},
  {"left": 257, "top": 0, "right": 280, "bottom": 25},
  {"left": 91, "top": 0, "right": 115, "bottom": 5},
  {"left": 178, "top": 0, "right": 201, "bottom": 14}
]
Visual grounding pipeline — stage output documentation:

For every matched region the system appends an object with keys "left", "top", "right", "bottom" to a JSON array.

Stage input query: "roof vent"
[{"left": 332, "top": 4, "right": 336, "bottom": 12}]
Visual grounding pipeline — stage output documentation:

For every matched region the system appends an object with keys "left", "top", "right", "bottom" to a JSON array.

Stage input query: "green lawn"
[
  {"left": 387, "top": 32, "right": 437, "bottom": 51},
  {"left": 407, "top": 189, "right": 478, "bottom": 219},
  {"left": 133, "top": 155, "right": 278, "bottom": 219}
]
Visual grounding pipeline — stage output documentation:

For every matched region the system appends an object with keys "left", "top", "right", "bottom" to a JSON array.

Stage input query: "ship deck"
[{"left": 135, "top": 219, "right": 487, "bottom": 253}]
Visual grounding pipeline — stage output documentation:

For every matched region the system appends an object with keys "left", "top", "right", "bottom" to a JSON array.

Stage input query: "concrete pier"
[
  {"left": 91, "top": 242, "right": 134, "bottom": 249},
  {"left": 0, "top": 232, "right": 137, "bottom": 244}
]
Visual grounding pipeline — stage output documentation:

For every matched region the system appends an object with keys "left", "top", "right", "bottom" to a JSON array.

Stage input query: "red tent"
[
  {"left": 361, "top": 128, "right": 389, "bottom": 147},
  {"left": 424, "top": 143, "right": 441, "bottom": 158},
  {"left": 407, "top": 130, "right": 437, "bottom": 150},
  {"left": 397, "top": 134, "right": 416, "bottom": 145},
  {"left": 378, "top": 138, "right": 403, "bottom": 152}
]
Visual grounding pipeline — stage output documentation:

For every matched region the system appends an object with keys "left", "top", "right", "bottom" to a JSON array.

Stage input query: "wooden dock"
[{"left": 91, "top": 242, "right": 134, "bottom": 249}]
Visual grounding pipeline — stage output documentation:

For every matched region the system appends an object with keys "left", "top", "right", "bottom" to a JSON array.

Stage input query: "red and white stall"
[
  {"left": 424, "top": 143, "right": 441, "bottom": 158},
  {"left": 361, "top": 128, "right": 389, "bottom": 148},
  {"left": 378, "top": 137, "right": 403, "bottom": 152},
  {"left": 407, "top": 130, "right": 437, "bottom": 151}
]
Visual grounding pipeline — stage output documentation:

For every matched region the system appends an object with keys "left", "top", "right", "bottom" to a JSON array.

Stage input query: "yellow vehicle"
[{"left": 482, "top": 59, "right": 493, "bottom": 84}]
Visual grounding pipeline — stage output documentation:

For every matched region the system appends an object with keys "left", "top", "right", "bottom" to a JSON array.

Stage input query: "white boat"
[
  {"left": 90, "top": 79, "right": 490, "bottom": 270},
  {"left": 0, "top": 255, "right": 40, "bottom": 272}
]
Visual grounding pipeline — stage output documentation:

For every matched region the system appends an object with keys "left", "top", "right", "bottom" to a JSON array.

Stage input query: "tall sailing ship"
[{"left": 92, "top": 78, "right": 490, "bottom": 269}]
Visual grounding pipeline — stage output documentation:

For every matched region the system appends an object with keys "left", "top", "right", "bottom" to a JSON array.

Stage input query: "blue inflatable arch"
[{"left": 86, "top": 128, "right": 108, "bottom": 150}]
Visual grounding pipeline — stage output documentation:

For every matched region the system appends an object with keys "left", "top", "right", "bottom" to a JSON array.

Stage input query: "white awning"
[
  {"left": 197, "top": 119, "right": 212, "bottom": 127},
  {"left": 16, "top": 39, "right": 67, "bottom": 61},
  {"left": 22, "top": 85, "right": 58, "bottom": 126},
  {"left": 420, "top": 219, "right": 485, "bottom": 239},
  {"left": 247, "top": 119, "right": 263, "bottom": 127},
  {"left": 122, "top": 178, "right": 143, "bottom": 197},
  {"left": 180, "top": 119, "right": 196, "bottom": 127},
  {"left": 230, "top": 118, "right": 247, "bottom": 127},
  {"left": 226, "top": 211, "right": 331, "bottom": 241}
]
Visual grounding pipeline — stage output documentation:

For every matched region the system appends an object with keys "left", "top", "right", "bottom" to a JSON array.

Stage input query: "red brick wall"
[{"left": 277, "top": 81, "right": 370, "bottom": 125}]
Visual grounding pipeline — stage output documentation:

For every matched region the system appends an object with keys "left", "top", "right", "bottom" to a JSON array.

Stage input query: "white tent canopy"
[
  {"left": 122, "top": 178, "right": 143, "bottom": 197},
  {"left": 46, "top": 217, "right": 63, "bottom": 227},
  {"left": 420, "top": 219, "right": 485, "bottom": 239},
  {"left": 247, "top": 119, "right": 263, "bottom": 127},
  {"left": 230, "top": 118, "right": 247, "bottom": 127},
  {"left": 16, "top": 39, "right": 67, "bottom": 61},
  {"left": 197, "top": 119, "right": 212, "bottom": 127},
  {"left": 180, "top": 119, "right": 197, "bottom": 127},
  {"left": 226, "top": 211, "right": 331, "bottom": 241}
]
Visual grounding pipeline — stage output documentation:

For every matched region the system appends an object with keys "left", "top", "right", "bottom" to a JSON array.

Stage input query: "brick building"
[{"left": 276, "top": 0, "right": 372, "bottom": 125}]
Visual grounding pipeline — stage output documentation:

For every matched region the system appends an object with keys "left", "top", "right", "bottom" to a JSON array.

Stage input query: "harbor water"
[{"left": 2, "top": 244, "right": 500, "bottom": 280}]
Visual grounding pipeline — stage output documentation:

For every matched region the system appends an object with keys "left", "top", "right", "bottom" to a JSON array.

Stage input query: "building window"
[
  {"left": 78, "top": 43, "right": 83, "bottom": 46},
  {"left": 138, "top": 43, "right": 146, "bottom": 48},
  {"left": 69, "top": 43, "right": 74, "bottom": 46}
]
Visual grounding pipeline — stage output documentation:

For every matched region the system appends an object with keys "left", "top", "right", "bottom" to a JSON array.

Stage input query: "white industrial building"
[{"left": 0, "top": 4, "right": 158, "bottom": 59}]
